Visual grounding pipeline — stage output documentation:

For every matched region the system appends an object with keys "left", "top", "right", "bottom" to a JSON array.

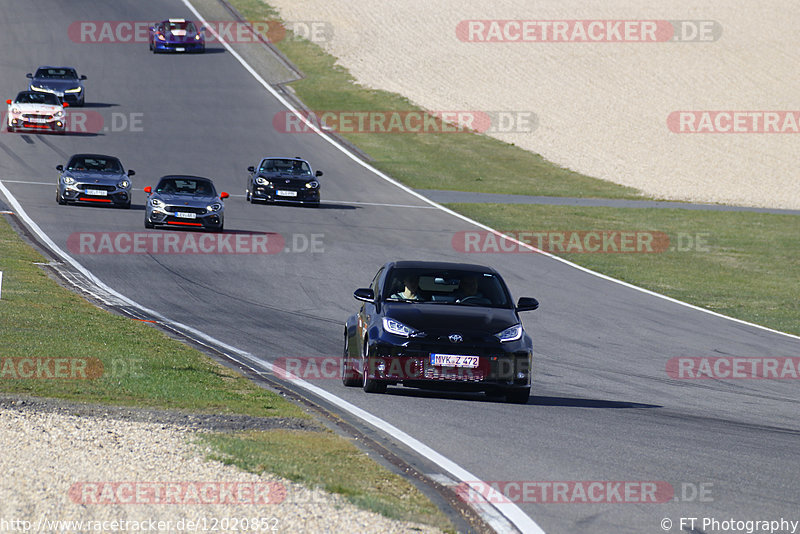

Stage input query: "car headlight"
[
  {"left": 30, "top": 85, "right": 49, "bottom": 92},
  {"left": 495, "top": 324, "right": 523, "bottom": 343},
  {"left": 54, "top": 111, "right": 64, "bottom": 118},
  {"left": 11, "top": 107, "right": 20, "bottom": 114},
  {"left": 255, "top": 177, "right": 270, "bottom": 186},
  {"left": 62, "top": 176, "right": 75, "bottom": 185},
  {"left": 305, "top": 180, "right": 320, "bottom": 189},
  {"left": 382, "top": 317, "right": 419, "bottom": 338},
  {"left": 65, "top": 87, "right": 82, "bottom": 93},
  {"left": 157, "top": 34, "right": 166, "bottom": 41},
  {"left": 149, "top": 198, "right": 165, "bottom": 208},
  {"left": 118, "top": 180, "right": 130, "bottom": 189},
  {"left": 195, "top": 34, "right": 201, "bottom": 40},
  {"left": 207, "top": 203, "right": 222, "bottom": 212}
]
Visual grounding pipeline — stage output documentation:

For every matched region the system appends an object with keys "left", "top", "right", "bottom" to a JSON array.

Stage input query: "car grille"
[
  {"left": 22, "top": 113, "right": 54, "bottom": 120},
  {"left": 166, "top": 205, "right": 206, "bottom": 214},
  {"left": 77, "top": 184, "right": 116, "bottom": 192}
]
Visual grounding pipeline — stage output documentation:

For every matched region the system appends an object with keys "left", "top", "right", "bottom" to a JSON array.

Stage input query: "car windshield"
[
  {"left": 66, "top": 156, "right": 123, "bottom": 173},
  {"left": 156, "top": 177, "right": 215, "bottom": 196},
  {"left": 384, "top": 268, "right": 512, "bottom": 308},
  {"left": 259, "top": 159, "right": 311, "bottom": 175},
  {"left": 34, "top": 68, "right": 78, "bottom": 79},
  {"left": 14, "top": 91, "right": 60, "bottom": 105},
  {"left": 164, "top": 21, "right": 197, "bottom": 33}
]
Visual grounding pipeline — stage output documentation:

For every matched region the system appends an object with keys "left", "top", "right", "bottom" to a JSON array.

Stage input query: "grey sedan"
[
  {"left": 56, "top": 154, "right": 134, "bottom": 208},
  {"left": 144, "top": 175, "right": 228, "bottom": 232}
]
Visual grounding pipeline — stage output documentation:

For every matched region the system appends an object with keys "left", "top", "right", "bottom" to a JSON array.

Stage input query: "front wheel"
[
  {"left": 144, "top": 218, "right": 154, "bottom": 229},
  {"left": 342, "top": 335, "right": 360, "bottom": 387},
  {"left": 56, "top": 189, "right": 67, "bottom": 205},
  {"left": 362, "top": 341, "right": 387, "bottom": 394}
]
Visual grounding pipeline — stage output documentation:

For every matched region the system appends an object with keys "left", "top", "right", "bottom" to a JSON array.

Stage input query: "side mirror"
[
  {"left": 143, "top": 186, "right": 152, "bottom": 194},
  {"left": 56, "top": 165, "right": 64, "bottom": 171},
  {"left": 80, "top": 75, "right": 87, "bottom": 80},
  {"left": 353, "top": 288, "right": 375, "bottom": 302},
  {"left": 315, "top": 170, "right": 323, "bottom": 177},
  {"left": 127, "top": 170, "right": 135, "bottom": 176},
  {"left": 63, "top": 102, "right": 69, "bottom": 108},
  {"left": 220, "top": 192, "right": 229, "bottom": 199},
  {"left": 516, "top": 297, "right": 539, "bottom": 312},
  {"left": 6, "top": 99, "right": 12, "bottom": 105},
  {"left": 26, "top": 73, "right": 32, "bottom": 79},
  {"left": 247, "top": 166, "right": 255, "bottom": 172},
  {"left": 200, "top": 26, "right": 206, "bottom": 32}
]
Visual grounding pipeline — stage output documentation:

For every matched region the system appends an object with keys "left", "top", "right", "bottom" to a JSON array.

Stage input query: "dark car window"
[
  {"left": 384, "top": 268, "right": 512, "bottom": 308},
  {"left": 15, "top": 92, "right": 60, "bottom": 105},
  {"left": 35, "top": 68, "right": 79, "bottom": 79},
  {"left": 66, "top": 156, "right": 122, "bottom": 173},
  {"left": 156, "top": 178, "right": 215, "bottom": 196},
  {"left": 260, "top": 159, "right": 311, "bottom": 175}
]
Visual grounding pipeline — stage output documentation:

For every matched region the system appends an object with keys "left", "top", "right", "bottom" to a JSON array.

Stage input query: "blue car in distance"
[{"left": 149, "top": 19, "right": 205, "bottom": 53}]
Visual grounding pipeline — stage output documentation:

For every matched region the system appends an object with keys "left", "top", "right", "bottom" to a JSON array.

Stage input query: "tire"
[
  {"left": 504, "top": 387, "right": 530, "bottom": 404},
  {"left": 144, "top": 218, "right": 154, "bottom": 229},
  {"left": 121, "top": 201, "right": 131, "bottom": 209},
  {"left": 245, "top": 189, "right": 251, "bottom": 202},
  {"left": 342, "top": 334, "right": 360, "bottom": 387},
  {"left": 56, "top": 189, "right": 67, "bottom": 205},
  {"left": 361, "top": 341, "right": 387, "bottom": 394},
  {"left": 7, "top": 125, "right": 14, "bottom": 133}
]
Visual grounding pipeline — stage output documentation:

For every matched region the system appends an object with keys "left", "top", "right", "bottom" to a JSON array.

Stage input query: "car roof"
[
  {"left": 157, "top": 175, "right": 213, "bottom": 182},
  {"left": 35, "top": 66, "right": 78, "bottom": 71},
  {"left": 68, "top": 153, "right": 121, "bottom": 160},
  {"left": 261, "top": 156, "right": 308, "bottom": 162},
  {"left": 385, "top": 260, "right": 501, "bottom": 274}
]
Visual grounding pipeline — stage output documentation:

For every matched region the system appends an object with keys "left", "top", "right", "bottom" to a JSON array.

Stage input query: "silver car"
[
  {"left": 56, "top": 154, "right": 134, "bottom": 208},
  {"left": 144, "top": 175, "right": 228, "bottom": 232}
]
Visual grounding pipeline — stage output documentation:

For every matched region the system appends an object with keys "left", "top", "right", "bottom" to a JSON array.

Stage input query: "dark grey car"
[
  {"left": 27, "top": 66, "right": 87, "bottom": 106},
  {"left": 144, "top": 175, "right": 228, "bottom": 232},
  {"left": 56, "top": 154, "right": 134, "bottom": 208}
]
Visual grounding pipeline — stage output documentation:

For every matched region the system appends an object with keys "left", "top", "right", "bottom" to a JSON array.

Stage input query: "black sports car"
[
  {"left": 56, "top": 154, "right": 134, "bottom": 208},
  {"left": 144, "top": 175, "right": 228, "bottom": 231},
  {"left": 246, "top": 157, "right": 322, "bottom": 206},
  {"left": 342, "top": 261, "right": 539, "bottom": 403}
]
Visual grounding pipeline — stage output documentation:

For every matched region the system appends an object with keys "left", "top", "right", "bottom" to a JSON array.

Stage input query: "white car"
[{"left": 6, "top": 91, "right": 67, "bottom": 134}]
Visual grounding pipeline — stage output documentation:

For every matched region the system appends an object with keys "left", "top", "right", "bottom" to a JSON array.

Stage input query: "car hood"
[
  {"left": 165, "top": 31, "right": 201, "bottom": 43},
  {"left": 63, "top": 171, "right": 126, "bottom": 184},
  {"left": 155, "top": 192, "right": 217, "bottom": 206},
  {"left": 30, "top": 79, "right": 81, "bottom": 91},
  {"left": 9, "top": 103, "right": 62, "bottom": 113},
  {"left": 384, "top": 302, "right": 518, "bottom": 334},
  {"left": 260, "top": 172, "right": 316, "bottom": 185}
]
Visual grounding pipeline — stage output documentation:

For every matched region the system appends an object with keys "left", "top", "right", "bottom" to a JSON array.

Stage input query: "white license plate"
[
  {"left": 29, "top": 118, "right": 48, "bottom": 123},
  {"left": 430, "top": 354, "right": 479, "bottom": 368},
  {"left": 175, "top": 47, "right": 185, "bottom": 52},
  {"left": 175, "top": 212, "right": 197, "bottom": 219},
  {"left": 85, "top": 189, "right": 107, "bottom": 196},
  {"left": 276, "top": 190, "right": 298, "bottom": 197}
]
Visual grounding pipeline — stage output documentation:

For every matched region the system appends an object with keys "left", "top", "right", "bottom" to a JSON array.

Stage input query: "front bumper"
[
  {"left": 251, "top": 185, "right": 320, "bottom": 204},
  {"left": 154, "top": 40, "right": 205, "bottom": 52},
  {"left": 60, "top": 183, "right": 130, "bottom": 206},
  {"left": 146, "top": 209, "right": 223, "bottom": 230},
  {"left": 9, "top": 115, "right": 65, "bottom": 132},
  {"left": 365, "top": 339, "right": 532, "bottom": 391}
]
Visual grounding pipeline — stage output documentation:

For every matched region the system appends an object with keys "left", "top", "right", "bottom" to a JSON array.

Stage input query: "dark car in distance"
[
  {"left": 27, "top": 66, "right": 87, "bottom": 106},
  {"left": 246, "top": 157, "right": 322, "bottom": 206},
  {"left": 56, "top": 154, "right": 134, "bottom": 208},
  {"left": 144, "top": 175, "right": 228, "bottom": 231},
  {"left": 342, "top": 261, "right": 539, "bottom": 403}
]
